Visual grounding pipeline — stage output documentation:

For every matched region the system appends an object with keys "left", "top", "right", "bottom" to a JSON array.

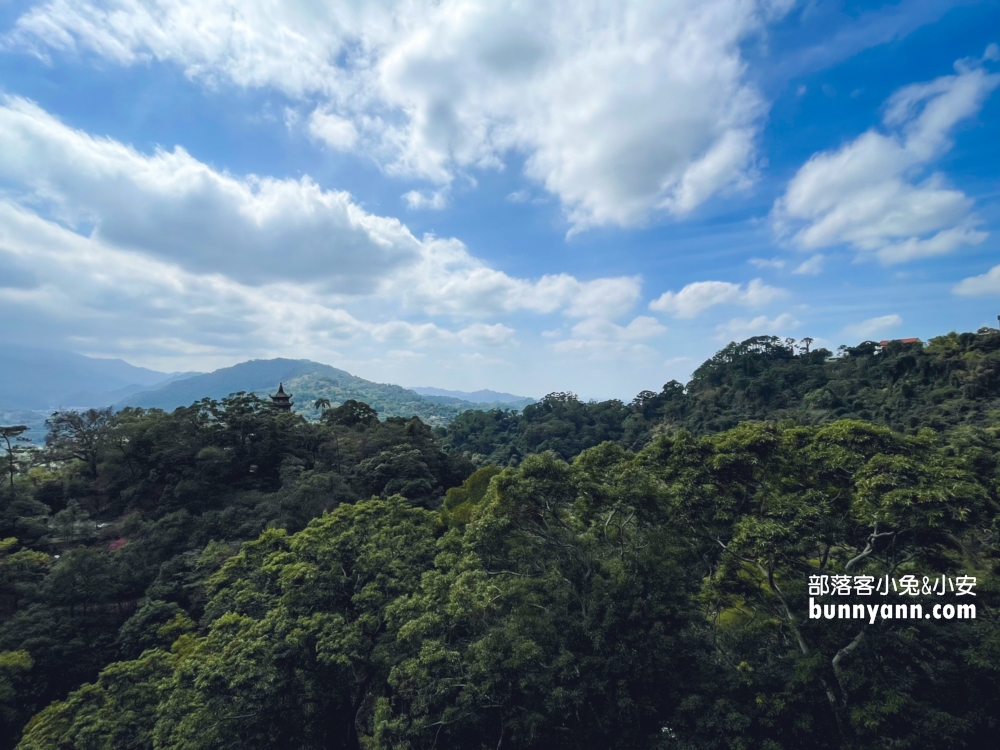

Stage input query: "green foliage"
[
  {"left": 0, "top": 392, "right": 477, "bottom": 748},
  {"left": 676, "top": 331, "right": 1000, "bottom": 434},
  {"left": 0, "top": 650, "right": 32, "bottom": 732},
  {"left": 373, "top": 452, "right": 702, "bottom": 750},
  {"left": 116, "top": 600, "right": 195, "bottom": 660},
  {"left": 441, "top": 465, "right": 501, "bottom": 527},
  {"left": 445, "top": 331, "right": 1000, "bottom": 464},
  {"left": 17, "top": 420, "right": 1000, "bottom": 749},
  {"left": 645, "top": 420, "right": 1000, "bottom": 748},
  {"left": 17, "top": 650, "right": 173, "bottom": 750},
  {"left": 322, "top": 399, "right": 380, "bottom": 428},
  {"left": 444, "top": 391, "right": 629, "bottom": 465},
  {"left": 0, "top": 539, "right": 50, "bottom": 617},
  {"left": 3, "top": 330, "right": 1000, "bottom": 749},
  {"left": 16, "top": 458, "right": 705, "bottom": 750},
  {"left": 1, "top": 426, "right": 29, "bottom": 493}
]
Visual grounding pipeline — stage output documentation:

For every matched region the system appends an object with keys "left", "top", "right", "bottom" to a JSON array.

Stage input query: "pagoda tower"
[{"left": 270, "top": 383, "right": 293, "bottom": 412}]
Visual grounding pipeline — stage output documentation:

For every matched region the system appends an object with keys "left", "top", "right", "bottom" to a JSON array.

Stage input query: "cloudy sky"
[{"left": 0, "top": 0, "right": 998, "bottom": 399}]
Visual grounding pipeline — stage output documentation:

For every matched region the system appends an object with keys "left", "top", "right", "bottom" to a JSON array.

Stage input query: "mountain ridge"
[
  {"left": 0, "top": 343, "right": 197, "bottom": 410},
  {"left": 0, "top": 348, "right": 536, "bottom": 438},
  {"left": 409, "top": 387, "right": 533, "bottom": 404},
  {"left": 117, "top": 358, "right": 528, "bottom": 424}
]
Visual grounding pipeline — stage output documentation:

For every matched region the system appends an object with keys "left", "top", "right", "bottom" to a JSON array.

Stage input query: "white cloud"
[
  {"left": 792, "top": 254, "right": 824, "bottom": 275},
  {"left": 0, "top": 196, "right": 531, "bottom": 369},
  {"left": 0, "top": 200, "right": 368, "bottom": 364},
  {"left": 388, "top": 239, "right": 642, "bottom": 319},
  {"left": 5, "top": 0, "right": 791, "bottom": 230},
  {"left": 0, "top": 94, "right": 421, "bottom": 291},
  {"left": 0, "top": 95, "right": 636, "bottom": 327},
  {"left": 505, "top": 189, "right": 530, "bottom": 204},
  {"left": 551, "top": 338, "right": 659, "bottom": 361},
  {"left": 564, "top": 277, "right": 641, "bottom": 318},
  {"left": 569, "top": 316, "right": 666, "bottom": 343},
  {"left": 649, "top": 278, "right": 785, "bottom": 318},
  {"left": 459, "top": 352, "right": 512, "bottom": 367},
  {"left": 0, "top": 94, "right": 680, "bottom": 391},
  {"left": 551, "top": 315, "right": 665, "bottom": 360},
  {"left": 369, "top": 321, "right": 448, "bottom": 346},
  {"left": 618, "top": 316, "right": 668, "bottom": 341},
  {"left": 386, "top": 349, "right": 425, "bottom": 361},
  {"left": 842, "top": 314, "right": 902, "bottom": 340},
  {"left": 874, "top": 225, "right": 987, "bottom": 265},
  {"left": 367, "top": 319, "right": 515, "bottom": 347},
  {"left": 716, "top": 312, "right": 799, "bottom": 341},
  {"left": 749, "top": 257, "right": 785, "bottom": 269},
  {"left": 457, "top": 323, "right": 517, "bottom": 347},
  {"left": 403, "top": 188, "right": 449, "bottom": 210},
  {"left": 953, "top": 265, "right": 1000, "bottom": 296},
  {"left": 773, "top": 54, "right": 999, "bottom": 264},
  {"left": 307, "top": 109, "right": 359, "bottom": 150}
]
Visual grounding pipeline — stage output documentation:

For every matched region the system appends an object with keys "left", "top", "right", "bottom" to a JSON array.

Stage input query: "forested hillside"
[
  {"left": 445, "top": 330, "right": 1000, "bottom": 464},
  {"left": 120, "top": 358, "right": 531, "bottom": 424},
  {"left": 1, "top": 329, "right": 999, "bottom": 749}
]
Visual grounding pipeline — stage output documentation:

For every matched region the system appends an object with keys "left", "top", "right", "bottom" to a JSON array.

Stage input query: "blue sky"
[{"left": 0, "top": 0, "right": 998, "bottom": 400}]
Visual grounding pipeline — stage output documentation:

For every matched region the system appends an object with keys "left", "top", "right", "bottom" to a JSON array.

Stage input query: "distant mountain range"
[
  {"left": 0, "top": 344, "right": 198, "bottom": 410},
  {"left": 409, "top": 387, "right": 534, "bottom": 409},
  {"left": 118, "top": 359, "right": 534, "bottom": 423},
  {"left": 0, "top": 346, "right": 533, "bottom": 440},
  {"left": 117, "top": 359, "right": 332, "bottom": 411}
]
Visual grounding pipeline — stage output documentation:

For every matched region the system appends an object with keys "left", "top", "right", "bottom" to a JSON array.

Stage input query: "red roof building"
[{"left": 877, "top": 338, "right": 921, "bottom": 346}]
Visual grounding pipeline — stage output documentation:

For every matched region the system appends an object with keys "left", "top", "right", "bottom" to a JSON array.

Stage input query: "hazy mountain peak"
[
  {"left": 0, "top": 343, "right": 190, "bottom": 410},
  {"left": 409, "top": 387, "right": 533, "bottom": 404}
]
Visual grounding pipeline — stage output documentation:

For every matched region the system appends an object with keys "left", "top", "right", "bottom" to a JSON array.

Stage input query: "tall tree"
[
  {"left": 44, "top": 410, "right": 112, "bottom": 479},
  {"left": 0, "top": 427, "right": 27, "bottom": 492}
]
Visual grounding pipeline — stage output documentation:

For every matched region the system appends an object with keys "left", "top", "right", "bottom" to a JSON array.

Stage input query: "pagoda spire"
[{"left": 270, "top": 382, "right": 293, "bottom": 412}]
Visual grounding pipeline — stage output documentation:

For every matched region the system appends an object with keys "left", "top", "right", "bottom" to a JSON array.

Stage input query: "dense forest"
[
  {"left": 1, "top": 330, "right": 999, "bottom": 749},
  {"left": 444, "top": 331, "right": 1000, "bottom": 465}
]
